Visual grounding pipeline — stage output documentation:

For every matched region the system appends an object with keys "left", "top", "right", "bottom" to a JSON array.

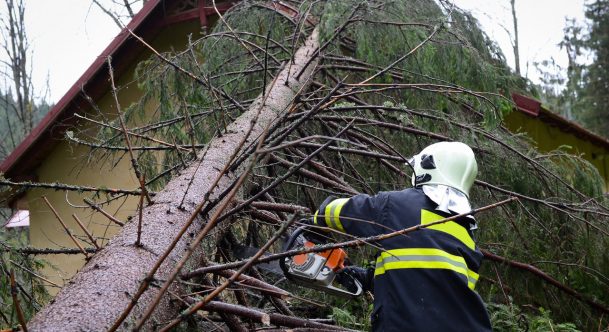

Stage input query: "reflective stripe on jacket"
[{"left": 314, "top": 188, "right": 492, "bottom": 332}]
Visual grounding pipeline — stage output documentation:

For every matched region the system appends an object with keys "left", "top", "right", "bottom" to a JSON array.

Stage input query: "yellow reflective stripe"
[
  {"left": 375, "top": 256, "right": 385, "bottom": 275},
  {"left": 333, "top": 198, "right": 347, "bottom": 232},
  {"left": 324, "top": 202, "right": 336, "bottom": 229},
  {"left": 467, "top": 270, "right": 479, "bottom": 290},
  {"left": 381, "top": 261, "right": 467, "bottom": 278},
  {"left": 468, "top": 269, "right": 479, "bottom": 281},
  {"left": 313, "top": 210, "right": 320, "bottom": 225},
  {"left": 324, "top": 198, "right": 348, "bottom": 232},
  {"left": 378, "top": 248, "right": 462, "bottom": 259},
  {"left": 377, "top": 249, "right": 467, "bottom": 273},
  {"left": 374, "top": 248, "right": 478, "bottom": 290},
  {"left": 420, "top": 209, "right": 475, "bottom": 250}
]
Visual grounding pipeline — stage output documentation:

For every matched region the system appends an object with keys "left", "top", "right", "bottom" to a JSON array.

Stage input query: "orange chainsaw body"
[{"left": 292, "top": 241, "right": 347, "bottom": 272}]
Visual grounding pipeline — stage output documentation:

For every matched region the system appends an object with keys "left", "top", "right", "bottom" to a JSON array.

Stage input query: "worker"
[{"left": 313, "top": 141, "right": 492, "bottom": 331}]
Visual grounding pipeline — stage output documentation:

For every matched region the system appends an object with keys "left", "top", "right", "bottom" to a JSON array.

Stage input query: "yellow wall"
[
  {"left": 504, "top": 110, "right": 609, "bottom": 190},
  {"left": 26, "top": 20, "right": 203, "bottom": 293}
]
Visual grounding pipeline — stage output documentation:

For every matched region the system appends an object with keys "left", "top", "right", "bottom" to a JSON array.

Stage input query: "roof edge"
[
  {"left": 0, "top": 0, "right": 162, "bottom": 176},
  {"left": 511, "top": 92, "right": 609, "bottom": 151}
]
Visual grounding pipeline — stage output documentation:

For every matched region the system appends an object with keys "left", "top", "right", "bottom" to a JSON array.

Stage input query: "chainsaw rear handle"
[
  {"left": 281, "top": 221, "right": 326, "bottom": 252},
  {"left": 282, "top": 224, "right": 307, "bottom": 252},
  {"left": 280, "top": 224, "right": 309, "bottom": 277}
]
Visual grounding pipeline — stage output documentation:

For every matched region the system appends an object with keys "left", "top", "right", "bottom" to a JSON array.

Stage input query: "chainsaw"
[{"left": 279, "top": 223, "right": 363, "bottom": 298}]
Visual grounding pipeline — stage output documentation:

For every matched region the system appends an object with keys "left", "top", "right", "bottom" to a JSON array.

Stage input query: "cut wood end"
[{"left": 261, "top": 313, "right": 271, "bottom": 326}]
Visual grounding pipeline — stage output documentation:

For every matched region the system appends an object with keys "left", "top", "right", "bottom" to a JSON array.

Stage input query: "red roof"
[
  {"left": 511, "top": 93, "right": 609, "bottom": 151},
  {"left": 0, "top": 0, "right": 236, "bottom": 180}
]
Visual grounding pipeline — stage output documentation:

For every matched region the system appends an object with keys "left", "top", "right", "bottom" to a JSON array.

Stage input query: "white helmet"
[{"left": 409, "top": 141, "right": 478, "bottom": 197}]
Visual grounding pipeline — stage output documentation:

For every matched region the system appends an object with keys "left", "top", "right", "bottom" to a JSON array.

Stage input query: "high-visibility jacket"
[{"left": 314, "top": 187, "right": 492, "bottom": 332}]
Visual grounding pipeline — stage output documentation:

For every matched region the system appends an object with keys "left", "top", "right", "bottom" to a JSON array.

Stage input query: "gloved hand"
[
  {"left": 298, "top": 217, "right": 314, "bottom": 226},
  {"left": 335, "top": 266, "right": 374, "bottom": 293}
]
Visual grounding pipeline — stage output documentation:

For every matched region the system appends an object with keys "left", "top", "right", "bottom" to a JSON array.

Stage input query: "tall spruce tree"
[{"left": 579, "top": 0, "right": 609, "bottom": 135}]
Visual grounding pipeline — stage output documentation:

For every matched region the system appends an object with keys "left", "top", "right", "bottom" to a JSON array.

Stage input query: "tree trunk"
[
  {"left": 27, "top": 27, "right": 320, "bottom": 332},
  {"left": 511, "top": 0, "right": 521, "bottom": 75}
]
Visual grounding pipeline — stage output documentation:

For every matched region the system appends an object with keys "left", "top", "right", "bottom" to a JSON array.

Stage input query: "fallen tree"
[
  {"left": 26, "top": 24, "right": 321, "bottom": 332},
  {"left": 1, "top": 1, "right": 608, "bottom": 331}
]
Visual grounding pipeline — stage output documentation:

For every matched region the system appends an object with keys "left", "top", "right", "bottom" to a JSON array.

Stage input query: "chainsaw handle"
[
  {"left": 282, "top": 221, "right": 327, "bottom": 251},
  {"left": 283, "top": 225, "right": 307, "bottom": 252},
  {"left": 280, "top": 225, "right": 309, "bottom": 277}
]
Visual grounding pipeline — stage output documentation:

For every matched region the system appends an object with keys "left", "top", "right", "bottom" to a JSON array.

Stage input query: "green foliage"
[
  {"left": 317, "top": 0, "right": 524, "bottom": 125},
  {"left": 0, "top": 228, "right": 49, "bottom": 329},
  {"left": 488, "top": 303, "right": 580, "bottom": 332},
  {"left": 577, "top": 0, "right": 609, "bottom": 136},
  {"left": 541, "top": 0, "right": 609, "bottom": 137},
  {"left": 331, "top": 304, "right": 372, "bottom": 330},
  {"left": 290, "top": 1, "right": 607, "bottom": 329},
  {"left": 0, "top": 93, "right": 52, "bottom": 160},
  {"left": 0, "top": 177, "right": 49, "bottom": 328},
  {"left": 535, "top": 19, "right": 586, "bottom": 121}
]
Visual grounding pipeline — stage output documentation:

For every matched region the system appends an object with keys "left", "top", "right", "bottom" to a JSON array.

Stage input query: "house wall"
[
  {"left": 504, "top": 111, "right": 609, "bottom": 190},
  {"left": 26, "top": 19, "right": 204, "bottom": 293}
]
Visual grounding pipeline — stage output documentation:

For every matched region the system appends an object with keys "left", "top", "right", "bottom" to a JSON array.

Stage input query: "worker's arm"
[{"left": 313, "top": 193, "right": 386, "bottom": 237}]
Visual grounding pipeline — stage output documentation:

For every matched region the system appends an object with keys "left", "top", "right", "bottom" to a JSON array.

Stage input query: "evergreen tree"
[
  {"left": 536, "top": 19, "right": 586, "bottom": 120},
  {"left": 0, "top": 92, "right": 51, "bottom": 159},
  {"left": 579, "top": 0, "right": 609, "bottom": 134}
]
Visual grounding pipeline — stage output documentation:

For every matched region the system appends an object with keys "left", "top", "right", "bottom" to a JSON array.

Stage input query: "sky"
[
  {"left": 20, "top": 1, "right": 135, "bottom": 103},
  {"left": 2, "top": 0, "right": 589, "bottom": 103},
  {"left": 453, "top": 0, "right": 587, "bottom": 81}
]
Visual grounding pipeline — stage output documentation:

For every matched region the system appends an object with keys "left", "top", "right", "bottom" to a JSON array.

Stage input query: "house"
[
  {"left": 0, "top": 0, "right": 240, "bottom": 293},
  {"left": 2, "top": 0, "right": 608, "bottom": 294},
  {"left": 506, "top": 93, "right": 609, "bottom": 190}
]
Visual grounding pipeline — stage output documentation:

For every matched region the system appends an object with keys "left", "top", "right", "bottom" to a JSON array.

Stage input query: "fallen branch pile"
[{"left": 1, "top": 1, "right": 608, "bottom": 331}]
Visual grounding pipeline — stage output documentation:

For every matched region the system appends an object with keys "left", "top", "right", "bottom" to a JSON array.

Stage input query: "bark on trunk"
[{"left": 27, "top": 28, "right": 320, "bottom": 332}]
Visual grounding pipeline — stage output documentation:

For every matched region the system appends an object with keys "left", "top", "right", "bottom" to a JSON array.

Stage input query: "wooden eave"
[{"left": 511, "top": 93, "right": 609, "bottom": 152}]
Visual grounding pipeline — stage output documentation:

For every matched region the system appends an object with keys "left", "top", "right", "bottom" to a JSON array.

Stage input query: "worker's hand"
[
  {"left": 298, "top": 217, "right": 314, "bottom": 226},
  {"left": 336, "top": 266, "right": 374, "bottom": 293}
]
